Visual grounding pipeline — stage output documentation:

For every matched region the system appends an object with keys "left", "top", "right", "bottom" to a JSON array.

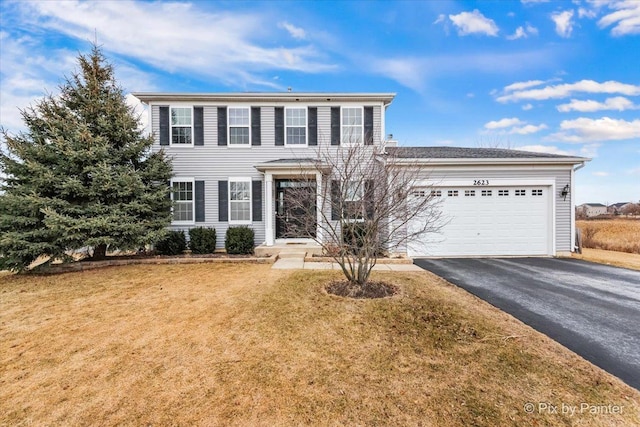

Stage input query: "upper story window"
[
  {"left": 286, "top": 108, "right": 307, "bottom": 145},
  {"left": 228, "top": 107, "right": 250, "bottom": 145},
  {"left": 341, "top": 107, "right": 363, "bottom": 145},
  {"left": 171, "top": 107, "right": 192, "bottom": 144},
  {"left": 171, "top": 179, "right": 194, "bottom": 223}
]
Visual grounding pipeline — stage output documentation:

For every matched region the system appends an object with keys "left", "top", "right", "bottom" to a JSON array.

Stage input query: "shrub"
[
  {"left": 155, "top": 230, "right": 186, "bottom": 255},
  {"left": 225, "top": 226, "right": 255, "bottom": 255},
  {"left": 189, "top": 227, "right": 217, "bottom": 254}
]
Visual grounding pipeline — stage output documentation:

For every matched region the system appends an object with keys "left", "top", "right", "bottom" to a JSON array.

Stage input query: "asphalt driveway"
[{"left": 413, "top": 257, "right": 640, "bottom": 390}]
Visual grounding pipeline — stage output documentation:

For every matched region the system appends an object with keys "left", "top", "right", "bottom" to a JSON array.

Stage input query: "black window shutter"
[
  {"left": 330, "top": 107, "right": 340, "bottom": 146},
  {"left": 194, "top": 107, "right": 204, "bottom": 146},
  {"left": 275, "top": 107, "right": 284, "bottom": 146},
  {"left": 252, "top": 180, "right": 262, "bottom": 222},
  {"left": 364, "top": 180, "right": 375, "bottom": 219},
  {"left": 218, "top": 180, "right": 228, "bottom": 222},
  {"left": 364, "top": 107, "right": 374, "bottom": 146},
  {"left": 331, "top": 180, "right": 340, "bottom": 220},
  {"left": 308, "top": 107, "right": 317, "bottom": 146},
  {"left": 217, "top": 107, "right": 227, "bottom": 146},
  {"left": 195, "top": 180, "right": 205, "bottom": 222},
  {"left": 159, "top": 106, "right": 169, "bottom": 146},
  {"left": 251, "top": 107, "right": 261, "bottom": 146}
]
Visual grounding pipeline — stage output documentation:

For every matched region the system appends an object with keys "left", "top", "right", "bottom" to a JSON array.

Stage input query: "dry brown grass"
[
  {"left": 577, "top": 219, "right": 640, "bottom": 254},
  {"left": 1, "top": 264, "right": 638, "bottom": 426},
  {"left": 573, "top": 248, "right": 640, "bottom": 271}
]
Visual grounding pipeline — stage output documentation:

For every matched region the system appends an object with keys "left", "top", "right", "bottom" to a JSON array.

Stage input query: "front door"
[{"left": 275, "top": 179, "right": 316, "bottom": 238}]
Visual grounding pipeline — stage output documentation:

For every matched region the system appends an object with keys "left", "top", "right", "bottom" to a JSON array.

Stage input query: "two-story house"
[{"left": 134, "top": 92, "right": 588, "bottom": 257}]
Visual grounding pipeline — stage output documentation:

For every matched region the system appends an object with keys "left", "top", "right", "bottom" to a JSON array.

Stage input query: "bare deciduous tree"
[{"left": 282, "top": 143, "right": 443, "bottom": 288}]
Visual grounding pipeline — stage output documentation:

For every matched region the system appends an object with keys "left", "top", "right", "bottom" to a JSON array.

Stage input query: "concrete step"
[{"left": 277, "top": 251, "right": 307, "bottom": 259}]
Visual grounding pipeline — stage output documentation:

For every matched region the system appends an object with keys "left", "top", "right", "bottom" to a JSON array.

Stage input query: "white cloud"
[
  {"left": 551, "top": 10, "right": 575, "bottom": 37},
  {"left": 510, "top": 124, "right": 548, "bottom": 134},
  {"left": 578, "top": 7, "right": 597, "bottom": 19},
  {"left": 278, "top": 21, "right": 306, "bottom": 40},
  {"left": 449, "top": 10, "right": 499, "bottom": 36},
  {"left": 484, "top": 117, "right": 524, "bottom": 129},
  {"left": 504, "top": 80, "right": 546, "bottom": 92},
  {"left": 580, "top": 143, "right": 601, "bottom": 158},
  {"left": 0, "top": 28, "right": 159, "bottom": 133},
  {"left": 497, "top": 79, "right": 640, "bottom": 102},
  {"left": 521, "top": 0, "right": 549, "bottom": 4},
  {"left": 371, "top": 57, "right": 429, "bottom": 92},
  {"left": 125, "top": 93, "right": 148, "bottom": 132},
  {"left": 547, "top": 117, "right": 640, "bottom": 142},
  {"left": 484, "top": 118, "right": 547, "bottom": 135},
  {"left": 593, "top": 171, "right": 609, "bottom": 176},
  {"left": 506, "top": 23, "right": 538, "bottom": 40},
  {"left": 598, "top": 0, "right": 640, "bottom": 36},
  {"left": 507, "top": 27, "right": 527, "bottom": 40},
  {"left": 522, "top": 103, "right": 534, "bottom": 110},
  {"left": 434, "top": 14, "right": 446, "bottom": 24},
  {"left": 557, "top": 96, "right": 638, "bottom": 112},
  {"left": 14, "top": 0, "right": 334, "bottom": 90},
  {"left": 525, "top": 23, "right": 540, "bottom": 35}
]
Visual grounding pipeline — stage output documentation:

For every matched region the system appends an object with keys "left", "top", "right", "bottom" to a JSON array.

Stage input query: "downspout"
[{"left": 571, "top": 162, "right": 586, "bottom": 252}]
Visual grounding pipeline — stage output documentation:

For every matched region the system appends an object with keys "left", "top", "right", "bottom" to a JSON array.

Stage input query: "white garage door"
[{"left": 408, "top": 186, "right": 551, "bottom": 257}]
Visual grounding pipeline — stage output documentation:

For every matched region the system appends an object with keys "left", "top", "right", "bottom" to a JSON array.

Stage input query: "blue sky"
[{"left": 1, "top": 0, "right": 638, "bottom": 204}]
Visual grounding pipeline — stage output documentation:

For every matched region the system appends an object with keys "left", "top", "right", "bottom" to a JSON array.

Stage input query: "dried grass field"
[
  {"left": 577, "top": 219, "right": 640, "bottom": 254},
  {"left": 1, "top": 264, "right": 639, "bottom": 426}
]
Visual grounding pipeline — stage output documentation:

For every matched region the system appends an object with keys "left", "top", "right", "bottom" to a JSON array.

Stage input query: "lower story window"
[
  {"left": 172, "top": 180, "right": 193, "bottom": 222},
  {"left": 230, "top": 179, "right": 251, "bottom": 222}
]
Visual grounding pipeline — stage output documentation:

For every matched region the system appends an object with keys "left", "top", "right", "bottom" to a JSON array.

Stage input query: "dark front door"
[{"left": 275, "top": 179, "right": 316, "bottom": 238}]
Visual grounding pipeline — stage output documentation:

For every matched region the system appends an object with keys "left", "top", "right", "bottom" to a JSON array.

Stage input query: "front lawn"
[{"left": 1, "top": 264, "right": 638, "bottom": 426}]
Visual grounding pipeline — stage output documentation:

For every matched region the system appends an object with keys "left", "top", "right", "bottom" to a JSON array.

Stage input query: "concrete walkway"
[{"left": 272, "top": 254, "right": 423, "bottom": 271}]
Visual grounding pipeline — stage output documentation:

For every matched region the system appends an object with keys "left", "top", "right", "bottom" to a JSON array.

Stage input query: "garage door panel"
[{"left": 408, "top": 186, "right": 550, "bottom": 257}]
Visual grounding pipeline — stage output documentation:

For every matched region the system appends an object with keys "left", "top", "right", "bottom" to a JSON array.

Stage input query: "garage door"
[{"left": 407, "top": 186, "right": 551, "bottom": 257}]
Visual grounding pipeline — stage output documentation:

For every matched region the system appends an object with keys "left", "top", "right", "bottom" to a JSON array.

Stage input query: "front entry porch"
[{"left": 256, "top": 159, "right": 326, "bottom": 248}]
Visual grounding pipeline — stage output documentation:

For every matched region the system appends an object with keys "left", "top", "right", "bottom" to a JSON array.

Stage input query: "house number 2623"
[{"left": 473, "top": 179, "right": 490, "bottom": 186}]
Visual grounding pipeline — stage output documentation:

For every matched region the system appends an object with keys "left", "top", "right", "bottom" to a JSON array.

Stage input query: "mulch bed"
[{"left": 326, "top": 280, "right": 399, "bottom": 299}]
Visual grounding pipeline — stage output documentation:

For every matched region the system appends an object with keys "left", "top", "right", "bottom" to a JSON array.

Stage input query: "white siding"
[
  {"left": 150, "top": 102, "right": 385, "bottom": 249},
  {"left": 412, "top": 167, "right": 573, "bottom": 254}
]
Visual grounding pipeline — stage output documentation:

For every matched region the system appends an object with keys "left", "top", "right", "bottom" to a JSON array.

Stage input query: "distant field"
[{"left": 577, "top": 219, "right": 640, "bottom": 254}]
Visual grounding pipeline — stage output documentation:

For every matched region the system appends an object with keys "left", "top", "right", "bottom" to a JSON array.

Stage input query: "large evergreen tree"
[{"left": 0, "top": 45, "right": 172, "bottom": 271}]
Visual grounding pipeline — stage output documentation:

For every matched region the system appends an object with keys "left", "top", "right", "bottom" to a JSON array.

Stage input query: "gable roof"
[
  {"left": 609, "top": 202, "right": 631, "bottom": 208},
  {"left": 579, "top": 203, "right": 607, "bottom": 207},
  {"left": 386, "top": 146, "right": 588, "bottom": 165}
]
